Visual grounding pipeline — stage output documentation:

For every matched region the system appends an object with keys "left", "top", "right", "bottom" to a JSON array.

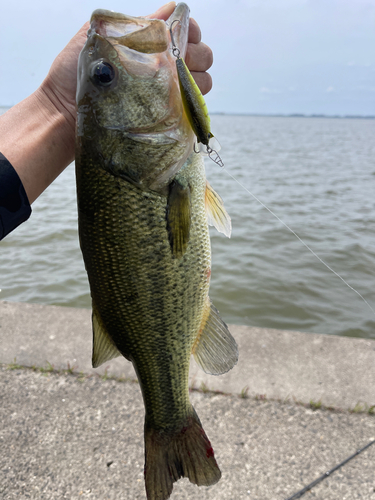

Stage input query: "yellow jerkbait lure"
[{"left": 170, "top": 20, "right": 224, "bottom": 167}]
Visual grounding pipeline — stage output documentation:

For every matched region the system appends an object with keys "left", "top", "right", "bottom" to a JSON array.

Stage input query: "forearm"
[{"left": 0, "top": 85, "right": 75, "bottom": 204}]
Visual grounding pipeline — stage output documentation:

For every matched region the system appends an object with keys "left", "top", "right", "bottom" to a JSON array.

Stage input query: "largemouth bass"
[{"left": 75, "top": 3, "right": 238, "bottom": 499}]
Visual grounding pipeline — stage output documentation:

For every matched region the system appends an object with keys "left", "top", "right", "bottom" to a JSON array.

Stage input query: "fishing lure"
[{"left": 169, "top": 20, "right": 224, "bottom": 167}]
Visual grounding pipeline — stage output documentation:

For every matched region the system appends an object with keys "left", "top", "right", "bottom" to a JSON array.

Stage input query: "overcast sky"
[{"left": 1, "top": 0, "right": 374, "bottom": 115}]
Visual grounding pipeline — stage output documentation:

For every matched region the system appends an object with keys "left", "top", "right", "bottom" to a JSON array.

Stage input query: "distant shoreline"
[
  {"left": 1, "top": 105, "right": 374, "bottom": 120},
  {"left": 210, "top": 112, "right": 375, "bottom": 119}
]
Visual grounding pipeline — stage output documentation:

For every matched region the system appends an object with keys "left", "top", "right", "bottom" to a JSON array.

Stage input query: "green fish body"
[{"left": 75, "top": 4, "right": 237, "bottom": 499}]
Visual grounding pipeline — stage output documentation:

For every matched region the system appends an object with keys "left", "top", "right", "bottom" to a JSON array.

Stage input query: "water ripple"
[{"left": 1, "top": 115, "right": 374, "bottom": 339}]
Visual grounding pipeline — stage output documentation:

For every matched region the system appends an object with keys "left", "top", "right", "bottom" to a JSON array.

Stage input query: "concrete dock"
[{"left": 1, "top": 301, "right": 374, "bottom": 499}]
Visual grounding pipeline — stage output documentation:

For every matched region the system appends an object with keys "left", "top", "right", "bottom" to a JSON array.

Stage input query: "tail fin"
[{"left": 144, "top": 408, "right": 221, "bottom": 500}]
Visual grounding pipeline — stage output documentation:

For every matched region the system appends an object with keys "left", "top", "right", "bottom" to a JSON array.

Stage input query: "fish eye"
[{"left": 92, "top": 61, "right": 115, "bottom": 86}]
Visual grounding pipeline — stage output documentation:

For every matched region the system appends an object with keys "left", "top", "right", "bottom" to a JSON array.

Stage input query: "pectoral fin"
[
  {"left": 192, "top": 298, "right": 238, "bottom": 375},
  {"left": 92, "top": 305, "right": 122, "bottom": 368},
  {"left": 205, "top": 181, "right": 231, "bottom": 238},
  {"left": 166, "top": 179, "right": 191, "bottom": 258}
]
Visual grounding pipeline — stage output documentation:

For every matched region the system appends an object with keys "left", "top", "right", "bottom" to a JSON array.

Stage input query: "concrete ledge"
[{"left": 1, "top": 300, "right": 374, "bottom": 409}]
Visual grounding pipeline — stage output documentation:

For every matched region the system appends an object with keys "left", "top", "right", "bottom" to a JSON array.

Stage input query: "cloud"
[{"left": 325, "top": 86, "right": 335, "bottom": 92}]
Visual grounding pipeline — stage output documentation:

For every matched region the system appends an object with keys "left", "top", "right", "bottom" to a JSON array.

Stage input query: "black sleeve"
[{"left": 0, "top": 152, "right": 32, "bottom": 241}]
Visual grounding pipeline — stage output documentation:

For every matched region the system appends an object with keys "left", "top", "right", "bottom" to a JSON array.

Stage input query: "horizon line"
[
  {"left": 210, "top": 112, "right": 375, "bottom": 119},
  {"left": 1, "top": 104, "right": 374, "bottom": 120}
]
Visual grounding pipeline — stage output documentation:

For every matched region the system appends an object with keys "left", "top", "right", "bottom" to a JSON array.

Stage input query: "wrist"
[
  {"left": 0, "top": 87, "right": 76, "bottom": 204},
  {"left": 34, "top": 80, "right": 76, "bottom": 155},
  {"left": 37, "top": 74, "right": 77, "bottom": 141}
]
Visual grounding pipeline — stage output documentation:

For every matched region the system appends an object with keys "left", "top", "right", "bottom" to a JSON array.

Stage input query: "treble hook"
[
  {"left": 193, "top": 143, "right": 224, "bottom": 168},
  {"left": 207, "top": 146, "right": 224, "bottom": 168},
  {"left": 169, "top": 19, "right": 181, "bottom": 59}
]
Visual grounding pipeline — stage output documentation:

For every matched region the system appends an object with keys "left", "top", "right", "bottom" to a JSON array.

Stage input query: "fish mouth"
[
  {"left": 90, "top": 10, "right": 169, "bottom": 55},
  {"left": 89, "top": 3, "right": 189, "bottom": 69}
]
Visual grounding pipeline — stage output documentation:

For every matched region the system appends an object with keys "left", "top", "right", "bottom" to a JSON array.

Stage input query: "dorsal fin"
[
  {"left": 192, "top": 298, "right": 238, "bottom": 375},
  {"left": 92, "top": 304, "right": 122, "bottom": 368},
  {"left": 205, "top": 181, "right": 231, "bottom": 238}
]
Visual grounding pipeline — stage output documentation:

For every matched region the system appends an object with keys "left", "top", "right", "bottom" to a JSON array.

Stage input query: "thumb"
[{"left": 146, "top": 1, "right": 176, "bottom": 20}]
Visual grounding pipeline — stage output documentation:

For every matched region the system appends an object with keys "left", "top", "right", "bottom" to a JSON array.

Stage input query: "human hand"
[
  {"left": 149, "top": 2, "right": 213, "bottom": 95},
  {"left": 41, "top": 2, "right": 213, "bottom": 134},
  {"left": 0, "top": 2, "right": 214, "bottom": 205}
]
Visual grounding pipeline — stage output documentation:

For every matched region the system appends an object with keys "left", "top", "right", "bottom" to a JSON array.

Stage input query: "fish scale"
[{"left": 77, "top": 154, "right": 211, "bottom": 429}]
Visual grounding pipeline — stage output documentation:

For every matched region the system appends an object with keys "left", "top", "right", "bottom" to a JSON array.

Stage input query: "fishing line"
[
  {"left": 284, "top": 438, "right": 375, "bottom": 499},
  {"left": 221, "top": 165, "right": 375, "bottom": 318}
]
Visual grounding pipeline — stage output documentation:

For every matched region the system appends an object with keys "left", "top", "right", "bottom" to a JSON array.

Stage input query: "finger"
[
  {"left": 76, "top": 21, "right": 90, "bottom": 43},
  {"left": 191, "top": 72, "right": 212, "bottom": 96},
  {"left": 78, "top": 21, "right": 90, "bottom": 35},
  {"left": 185, "top": 42, "right": 213, "bottom": 72},
  {"left": 188, "top": 18, "right": 201, "bottom": 44},
  {"left": 146, "top": 1, "right": 176, "bottom": 20}
]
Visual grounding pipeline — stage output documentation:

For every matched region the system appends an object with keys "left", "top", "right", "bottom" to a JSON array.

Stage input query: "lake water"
[{"left": 1, "top": 113, "right": 375, "bottom": 339}]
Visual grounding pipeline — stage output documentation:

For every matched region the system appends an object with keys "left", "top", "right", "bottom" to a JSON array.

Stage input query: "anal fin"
[
  {"left": 92, "top": 304, "right": 122, "bottom": 368},
  {"left": 192, "top": 298, "right": 238, "bottom": 375}
]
